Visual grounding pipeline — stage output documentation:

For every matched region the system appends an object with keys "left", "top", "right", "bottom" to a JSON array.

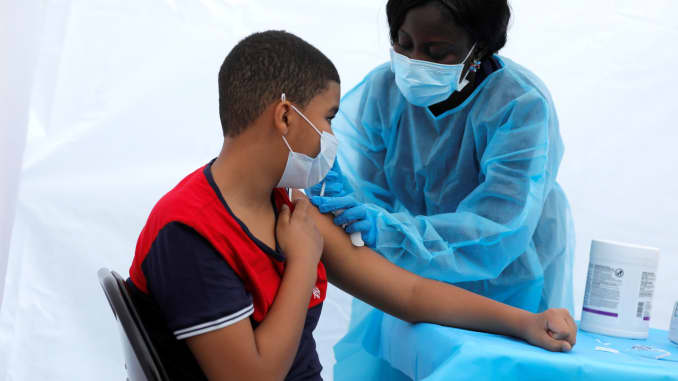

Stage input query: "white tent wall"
[
  {"left": 505, "top": 0, "right": 678, "bottom": 328},
  {"left": 0, "top": 0, "right": 41, "bottom": 311},
  {"left": 0, "top": 1, "right": 676, "bottom": 380}
]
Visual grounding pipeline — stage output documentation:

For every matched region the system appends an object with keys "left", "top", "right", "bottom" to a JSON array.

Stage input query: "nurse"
[{"left": 310, "top": 0, "right": 575, "bottom": 376}]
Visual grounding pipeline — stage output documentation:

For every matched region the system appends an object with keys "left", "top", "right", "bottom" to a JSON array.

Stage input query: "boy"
[{"left": 128, "top": 30, "right": 576, "bottom": 381}]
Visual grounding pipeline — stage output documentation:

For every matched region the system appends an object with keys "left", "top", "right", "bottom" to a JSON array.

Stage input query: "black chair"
[{"left": 98, "top": 268, "right": 170, "bottom": 381}]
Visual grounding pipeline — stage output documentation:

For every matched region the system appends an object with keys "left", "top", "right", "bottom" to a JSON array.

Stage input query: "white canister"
[
  {"left": 670, "top": 301, "right": 678, "bottom": 345},
  {"left": 580, "top": 239, "right": 659, "bottom": 339}
]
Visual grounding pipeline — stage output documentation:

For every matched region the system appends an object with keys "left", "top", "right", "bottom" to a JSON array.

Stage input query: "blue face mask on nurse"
[
  {"left": 390, "top": 42, "right": 478, "bottom": 106},
  {"left": 390, "top": 1, "right": 483, "bottom": 108}
]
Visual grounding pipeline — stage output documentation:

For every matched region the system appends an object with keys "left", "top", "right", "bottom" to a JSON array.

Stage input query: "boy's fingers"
[
  {"left": 547, "top": 315, "right": 577, "bottom": 347},
  {"left": 277, "top": 204, "right": 291, "bottom": 224},
  {"left": 549, "top": 329, "right": 570, "bottom": 341},
  {"left": 292, "top": 196, "right": 308, "bottom": 209},
  {"left": 567, "top": 313, "right": 577, "bottom": 330},
  {"left": 546, "top": 317, "right": 570, "bottom": 340},
  {"left": 292, "top": 197, "right": 312, "bottom": 219},
  {"left": 556, "top": 339, "right": 573, "bottom": 352},
  {"left": 538, "top": 332, "right": 572, "bottom": 352},
  {"left": 564, "top": 314, "right": 577, "bottom": 346},
  {"left": 291, "top": 189, "right": 308, "bottom": 201}
]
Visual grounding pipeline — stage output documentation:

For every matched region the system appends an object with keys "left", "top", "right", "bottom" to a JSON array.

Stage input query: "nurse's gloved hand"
[
  {"left": 340, "top": 204, "right": 378, "bottom": 247},
  {"left": 310, "top": 195, "right": 378, "bottom": 247},
  {"left": 308, "top": 170, "right": 346, "bottom": 197}
]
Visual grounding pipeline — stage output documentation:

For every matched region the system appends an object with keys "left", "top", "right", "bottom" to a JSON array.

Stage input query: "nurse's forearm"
[{"left": 308, "top": 201, "right": 528, "bottom": 339}]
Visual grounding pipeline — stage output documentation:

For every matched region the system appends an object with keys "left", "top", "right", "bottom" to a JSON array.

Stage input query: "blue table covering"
[{"left": 337, "top": 313, "right": 678, "bottom": 381}]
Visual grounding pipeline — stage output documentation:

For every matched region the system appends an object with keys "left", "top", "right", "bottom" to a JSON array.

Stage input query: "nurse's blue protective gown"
[{"left": 331, "top": 56, "right": 575, "bottom": 379}]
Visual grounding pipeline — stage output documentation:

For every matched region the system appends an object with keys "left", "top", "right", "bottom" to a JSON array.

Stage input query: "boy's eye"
[{"left": 326, "top": 112, "right": 338, "bottom": 123}]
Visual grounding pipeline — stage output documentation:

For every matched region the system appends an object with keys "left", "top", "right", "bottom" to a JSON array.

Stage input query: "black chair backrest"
[{"left": 98, "top": 268, "right": 169, "bottom": 381}]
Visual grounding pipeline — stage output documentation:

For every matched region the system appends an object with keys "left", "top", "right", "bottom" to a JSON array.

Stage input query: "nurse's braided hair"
[
  {"left": 386, "top": 0, "right": 511, "bottom": 59},
  {"left": 218, "top": 30, "right": 340, "bottom": 137}
]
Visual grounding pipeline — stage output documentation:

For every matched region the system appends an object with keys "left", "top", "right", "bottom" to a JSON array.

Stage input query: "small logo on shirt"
[{"left": 312, "top": 287, "right": 321, "bottom": 300}]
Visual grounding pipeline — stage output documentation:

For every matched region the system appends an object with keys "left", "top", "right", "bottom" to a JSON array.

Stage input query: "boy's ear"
[{"left": 273, "top": 100, "right": 291, "bottom": 136}]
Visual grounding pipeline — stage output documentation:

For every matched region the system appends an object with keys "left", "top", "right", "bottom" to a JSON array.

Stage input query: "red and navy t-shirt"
[{"left": 127, "top": 160, "right": 327, "bottom": 380}]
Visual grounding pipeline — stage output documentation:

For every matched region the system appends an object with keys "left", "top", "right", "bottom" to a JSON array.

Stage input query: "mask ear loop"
[
  {"left": 462, "top": 43, "right": 477, "bottom": 65},
  {"left": 458, "top": 43, "right": 478, "bottom": 88},
  {"left": 280, "top": 93, "right": 295, "bottom": 198},
  {"left": 280, "top": 93, "right": 294, "bottom": 152},
  {"left": 281, "top": 93, "right": 322, "bottom": 135}
]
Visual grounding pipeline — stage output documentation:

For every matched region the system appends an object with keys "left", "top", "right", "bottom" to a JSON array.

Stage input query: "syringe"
[{"left": 320, "top": 182, "right": 365, "bottom": 247}]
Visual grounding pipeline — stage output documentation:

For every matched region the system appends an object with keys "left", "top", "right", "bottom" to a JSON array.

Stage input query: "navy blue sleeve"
[{"left": 142, "top": 222, "right": 254, "bottom": 340}]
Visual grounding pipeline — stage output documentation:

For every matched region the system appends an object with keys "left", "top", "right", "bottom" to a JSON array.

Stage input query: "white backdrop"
[
  {"left": 0, "top": 0, "right": 41, "bottom": 313},
  {"left": 0, "top": 1, "right": 676, "bottom": 380}
]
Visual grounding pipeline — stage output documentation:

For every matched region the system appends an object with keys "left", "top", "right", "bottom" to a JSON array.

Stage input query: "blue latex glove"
[
  {"left": 308, "top": 170, "right": 345, "bottom": 197},
  {"left": 310, "top": 195, "right": 378, "bottom": 247},
  {"left": 307, "top": 160, "right": 353, "bottom": 197}
]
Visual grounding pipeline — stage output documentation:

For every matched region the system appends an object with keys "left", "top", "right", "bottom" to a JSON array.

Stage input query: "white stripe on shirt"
[{"left": 174, "top": 304, "right": 254, "bottom": 340}]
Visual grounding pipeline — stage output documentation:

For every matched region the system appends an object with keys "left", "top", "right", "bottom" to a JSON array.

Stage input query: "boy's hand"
[
  {"left": 522, "top": 308, "right": 577, "bottom": 352},
  {"left": 276, "top": 196, "right": 323, "bottom": 270}
]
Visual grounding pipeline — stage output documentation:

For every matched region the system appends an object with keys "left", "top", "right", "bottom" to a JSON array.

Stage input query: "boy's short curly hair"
[{"left": 218, "top": 30, "right": 340, "bottom": 137}]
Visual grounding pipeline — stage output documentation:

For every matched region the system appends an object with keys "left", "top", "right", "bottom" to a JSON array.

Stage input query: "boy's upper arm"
[
  {"left": 305, "top": 199, "right": 418, "bottom": 320},
  {"left": 142, "top": 222, "right": 254, "bottom": 340},
  {"left": 144, "top": 222, "right": 277, "bottom": 379},
  {"left": 185, "top": 317, "right": 262, "bottom": 381}
]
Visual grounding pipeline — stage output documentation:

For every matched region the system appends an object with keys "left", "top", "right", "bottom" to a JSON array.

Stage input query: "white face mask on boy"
[{"left": 276, "top": 93, "right": 338, "bottom": 189}]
